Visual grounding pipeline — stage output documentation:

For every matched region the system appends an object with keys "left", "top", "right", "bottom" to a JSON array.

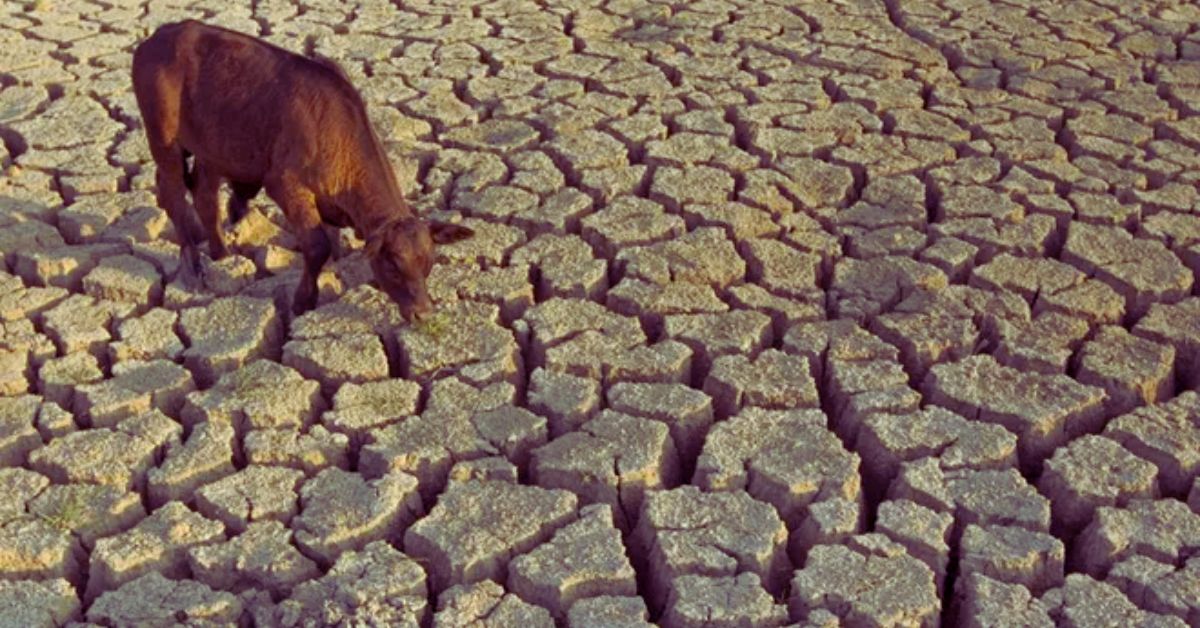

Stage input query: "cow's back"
[{"left": 135, "top": 20, "right": 363, "bottom": 187}]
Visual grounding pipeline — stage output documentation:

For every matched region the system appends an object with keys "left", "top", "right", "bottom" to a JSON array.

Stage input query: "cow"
[{"left": 131, "top": 20, "right": 473, "bottom": 320}]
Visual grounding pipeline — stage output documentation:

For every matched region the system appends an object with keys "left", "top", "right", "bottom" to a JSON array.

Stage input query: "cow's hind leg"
[
  {"left": 134, "top": 65, "right": 206, "bottom": 286},
  {"left": 265, "top": 175, "right": 329, "bottom": 314},
  {"left": 153, "top": 151, "right": 206, "bottom": 286},
  {"left": 192, "top": 161, "right": 229, "bottom": 261}
]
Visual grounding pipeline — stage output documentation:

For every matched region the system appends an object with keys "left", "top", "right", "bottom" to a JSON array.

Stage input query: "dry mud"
[{"left": 2, "top": 0, "right": 1200, "bottom": 626}]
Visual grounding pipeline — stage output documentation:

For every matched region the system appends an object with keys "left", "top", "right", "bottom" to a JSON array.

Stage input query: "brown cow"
[{"left": 131, "top": 20, "right": 472, "bottom": 319}]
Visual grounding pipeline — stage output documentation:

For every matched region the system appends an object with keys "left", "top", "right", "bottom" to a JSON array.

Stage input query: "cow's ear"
[{"left": 429, "top": 221, "right": 474, "bottom": 244}]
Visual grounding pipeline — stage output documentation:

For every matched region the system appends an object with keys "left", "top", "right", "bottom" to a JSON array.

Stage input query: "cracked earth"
[{"left": 2, "top": 0, "right": 1200, "bottom": 626}]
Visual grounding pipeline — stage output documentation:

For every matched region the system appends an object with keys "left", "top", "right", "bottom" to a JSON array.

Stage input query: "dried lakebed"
[{"left": 2, "top": 0, "right": 1200, "bottom": 626}]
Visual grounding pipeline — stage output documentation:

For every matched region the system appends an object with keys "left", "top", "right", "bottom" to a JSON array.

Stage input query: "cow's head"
[{"left": 365, "top": 217, "right": 474, "bottom": 322}]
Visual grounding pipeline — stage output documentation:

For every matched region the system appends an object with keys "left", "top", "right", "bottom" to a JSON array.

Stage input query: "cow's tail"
[{"left": 181, "top": 149, "right": 195, "bottom": 191}]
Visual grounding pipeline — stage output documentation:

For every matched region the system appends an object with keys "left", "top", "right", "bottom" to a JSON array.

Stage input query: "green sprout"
[
  {"left": 37, "top": 491, "right": 90, "bottom": 531},
  {"left": 415, "top": 311, "right": 450, "bottom": 338}
]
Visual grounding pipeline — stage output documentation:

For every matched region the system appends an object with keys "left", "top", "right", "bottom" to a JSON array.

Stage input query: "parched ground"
[{"left": 2, "top": 0, "right": 1200, "bottom": 626}]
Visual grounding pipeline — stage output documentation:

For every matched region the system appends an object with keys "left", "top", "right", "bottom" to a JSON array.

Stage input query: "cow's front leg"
[
  {"left": 191, "top": 161, "right": 229, "bottom": 261},
  {"left": 292, "top": 226, "right": 330, "bottom": 314},
  {"left": 265, "top": 176, "right": 327, "bottom": 314}
]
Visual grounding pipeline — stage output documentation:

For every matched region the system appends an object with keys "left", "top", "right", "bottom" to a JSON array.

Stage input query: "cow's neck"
[{"left": 344, "top": 165, "right": 413, "bottom": 238}]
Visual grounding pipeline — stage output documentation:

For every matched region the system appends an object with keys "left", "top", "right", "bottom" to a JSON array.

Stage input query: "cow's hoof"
[{"left": 177, "top": 256, "right": 206, "bottom": 290}]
